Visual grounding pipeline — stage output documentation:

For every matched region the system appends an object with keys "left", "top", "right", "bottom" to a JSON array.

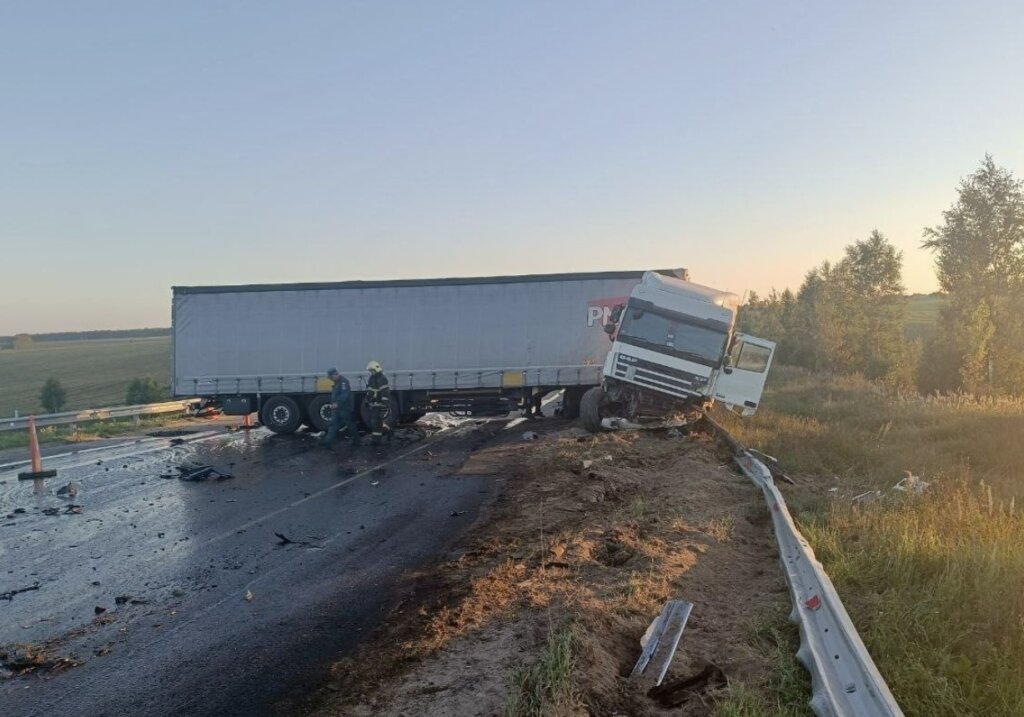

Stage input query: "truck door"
[{"left": 712, "top": 333, "right": 776, "bottom": 416}]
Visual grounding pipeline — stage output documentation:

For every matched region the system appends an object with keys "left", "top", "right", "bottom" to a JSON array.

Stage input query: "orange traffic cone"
[
  {"left": 18, "top": 416, "right": 58, "bottom": 480},
  {"left": 239, "top": 413, "right": 256, "bottom": 430}
]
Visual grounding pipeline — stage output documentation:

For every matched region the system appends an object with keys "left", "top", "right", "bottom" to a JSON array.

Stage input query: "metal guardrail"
[
  {"left": 731, "top": 448, "right": 904, "bottom": 717},
  {"left": 0, "top": 399, "right": 202, "bottom": 433}
]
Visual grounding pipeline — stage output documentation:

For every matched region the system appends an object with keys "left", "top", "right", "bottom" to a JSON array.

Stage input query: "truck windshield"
[{"left": 618, "top": 307, "right": 727, "bottom": 366}]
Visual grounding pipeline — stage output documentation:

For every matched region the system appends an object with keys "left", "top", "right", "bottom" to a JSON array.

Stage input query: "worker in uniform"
[
  {"left": 365, "top": 360, "right": 393, "bottom": 445},
  {"left": 321, "top": 368, "right": 359, "bottom": 449}
]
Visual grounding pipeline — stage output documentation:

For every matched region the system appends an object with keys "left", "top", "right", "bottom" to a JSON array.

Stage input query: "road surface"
[{"left": 0, "top": 418, "right": 503, "bottom": 717}]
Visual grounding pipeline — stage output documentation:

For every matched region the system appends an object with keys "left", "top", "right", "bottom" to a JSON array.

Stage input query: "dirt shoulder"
[{"left": 286, "top": 420, "right": 793, "bottom": 716}]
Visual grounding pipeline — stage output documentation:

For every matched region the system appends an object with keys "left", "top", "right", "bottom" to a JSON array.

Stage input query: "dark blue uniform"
[{"left": 324, "top": 376, "right": 359, "bottom": 446}]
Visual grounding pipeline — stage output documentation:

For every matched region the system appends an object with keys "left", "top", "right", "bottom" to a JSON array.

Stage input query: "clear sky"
[{"left": 2, "top": 1, "right": 1022, "bottom": 334}]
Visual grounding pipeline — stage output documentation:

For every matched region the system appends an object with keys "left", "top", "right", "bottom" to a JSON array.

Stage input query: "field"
[
  {"left": 904, "top": 293, "right": 945, "bottom": 339},
  {"left": 719, "top": 366, "right": 1024, "bottom": 716},
  {"left": 0, "top": 337, "right": 171, "bottom": 417}
]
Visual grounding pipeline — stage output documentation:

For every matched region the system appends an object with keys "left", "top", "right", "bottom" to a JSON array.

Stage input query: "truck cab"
[{"left": 583, "top": 272, "right": 775, "bottom": 430}]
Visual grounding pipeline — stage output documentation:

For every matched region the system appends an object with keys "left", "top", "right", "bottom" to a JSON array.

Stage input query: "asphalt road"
[{"left": 0, "top": 418, "right": 502, "bottom": 717}]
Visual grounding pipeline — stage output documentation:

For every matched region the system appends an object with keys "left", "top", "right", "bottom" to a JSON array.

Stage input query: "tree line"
[{"left": 739, "top": 155, "right": 1024, "bottom": 396}]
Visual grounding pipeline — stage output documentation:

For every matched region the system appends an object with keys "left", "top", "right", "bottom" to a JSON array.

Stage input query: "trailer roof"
[{"left": 172, "top": 268, "right": 687, "bottom": 295}]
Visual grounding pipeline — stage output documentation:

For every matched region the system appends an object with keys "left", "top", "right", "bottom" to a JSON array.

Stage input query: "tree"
[
  {"left": 126, "top": 376, "right": 168, "bottom": 405},
  {"left": 922, "top": 155, "right": 1024, "bottom": 393},
  {"left": 13, "top": 334, "right": 32, "bottom": 350},
  {"left": 39, "top": 378, "right": 67, "bottom": 413}
]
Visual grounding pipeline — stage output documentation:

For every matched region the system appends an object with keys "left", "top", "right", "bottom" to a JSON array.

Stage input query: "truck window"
[
  {"left": 734, "top": 342, "right": 771, "bottom": 373},
  {"left": 618, "top": 308, "right": 727, "bottom": 366}
]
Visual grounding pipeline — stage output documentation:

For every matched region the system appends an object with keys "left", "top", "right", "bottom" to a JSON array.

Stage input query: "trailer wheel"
[
  {"left": 560, "top": 387, "right": 586, "bottom": 420},
  {"left": 580, "top": 386, "right": 606, "bottom": 433},
  {"left": 360, "top": 395, "right": 400, "bottom": 432},
  {"left": 261, "top": 396, "right": 302, "bottom": 434},
  {"left": 306, "top": 395, "right": 333, "bottom": 432}
]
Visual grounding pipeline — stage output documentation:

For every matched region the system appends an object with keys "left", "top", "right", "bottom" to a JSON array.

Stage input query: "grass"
[
  {"left": 0, "top": 337, "right": 171, "bottom": 417},
  {"left": 714, "top": 611, "right": 812, "bottom": 717},
  {"left": 904, "top": 293, "right": 946, "bottom": 340},
  {"left": 0, "top": 415, "right": 181, "bottom": 452},
  {"left": 504, "top": 623, "right": 578, "bottom": 717},
  {"left": 717, "top": 365, "right": 1024, "bottom": 716}
]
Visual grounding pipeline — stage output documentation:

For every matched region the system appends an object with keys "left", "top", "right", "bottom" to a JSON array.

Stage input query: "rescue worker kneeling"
[
  {"left": 364, "top": 360, "right": 393, "bottom": 446},
  {"left": 321, "top": 368, "right": 360, "bottom": 448}
]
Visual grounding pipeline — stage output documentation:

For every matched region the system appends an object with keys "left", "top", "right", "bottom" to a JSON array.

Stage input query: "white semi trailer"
[{"left": 170, "top": 269, "right": 773, "bottom": 434}]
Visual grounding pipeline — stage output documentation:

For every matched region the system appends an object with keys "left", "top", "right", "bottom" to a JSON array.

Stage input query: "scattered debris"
[
  {"left": 521, "top": 431, "right": 540, "bottom": 442},
  {"left": 0, "top": 583, "right": 41, "bottom": 601},
  {"left": 0, "top": 644, "right": 78, "bottom": 675},
  {"left": 244, "top": 589, "right": 254, "bottom": 602},
  {"left": 41, "top": 507, "right": 60, "bottom": 516},
  {"left": 648, "top": 663, "right": 728, "bottom": 707},
  {"left": 94, "top": 606, "right": 106, "bottom": 615},
  {"left": 600, "top": 416, "right": 643, "bottom": 431},
  {"left": 56, "top": 481, "right": 79, "bottom": 498},
  {"left": 370, "top": 481, "right": 380, "bottom": 486},
  {"left": 630, "top": 599, "right": 693, "bottom": 686},
  {"left": 177, "top": 464, "right": 234, "bottom": 481},
  {"left": 894, "top": 471, "right": 930, "bottom": 494},
  {"left": 852, "top": 490, "right": 882, "bottom": 505},
  {"left": 64, "top": 504, "right": 83, "bottom": 515},
  {"left": 666, "top": 428, "right": 682, "bottom": 438},
  {"left": 114, "top": 595, "right": 149, "bottom": 606},
  {"left": 13, "top": 508, "right": 25, "bottom": 514},
  {"left": 450, "top": 510, "right": 467, "bottom": 517},
  {"left": 94, "top": 645, "right": 112, "bottom": 657}
]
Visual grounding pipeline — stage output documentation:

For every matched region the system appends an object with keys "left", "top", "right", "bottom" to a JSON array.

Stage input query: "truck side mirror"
[{"left": 603, "top": 322, "right": 616, "bottom": 341}]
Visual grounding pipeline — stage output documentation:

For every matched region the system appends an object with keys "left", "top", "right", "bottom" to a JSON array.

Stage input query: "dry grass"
[
  {"left": 308, "top": 426, "right": 799, "bottom": 717},
  {"left": 718, "top": 365, "right": 1024, "bottom": 716}
]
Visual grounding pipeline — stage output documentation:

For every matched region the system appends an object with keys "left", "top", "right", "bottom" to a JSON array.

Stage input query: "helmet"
[{"left": 366, "top": 360, "right": 383, "bottom": 373}]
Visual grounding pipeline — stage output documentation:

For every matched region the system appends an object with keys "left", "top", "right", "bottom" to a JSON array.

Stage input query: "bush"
[
  {"left": 39, "top": 377, "right": 67, "bottom": 413},
  {"left": 125, "top": 376, "right": 169, "bottom": 405}
]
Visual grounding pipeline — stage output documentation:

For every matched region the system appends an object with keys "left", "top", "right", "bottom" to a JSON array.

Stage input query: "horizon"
[{"left": 3, "top": 1, "right": 1022, "bottom": 334}]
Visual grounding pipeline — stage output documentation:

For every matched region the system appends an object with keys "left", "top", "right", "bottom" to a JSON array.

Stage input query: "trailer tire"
[
  {"left": 560, "top": 387, "right": 586, "bottom": 420},
  {"left": 580, "top": 386, "right": 605, "bottom": 433},
  {"left": 261, "top": 396, "right": 302, "bottom": 434},
  {"left": 306, "top": 395, "right": 333, "bottom": 432},
  {"left": 360, "top": 395, "right": 400, "bottom": 432}
]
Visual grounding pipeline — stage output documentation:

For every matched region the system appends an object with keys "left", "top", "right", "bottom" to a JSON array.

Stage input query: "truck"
[{"left": 171, "top": 269, "right": 774, "bottom": 434}]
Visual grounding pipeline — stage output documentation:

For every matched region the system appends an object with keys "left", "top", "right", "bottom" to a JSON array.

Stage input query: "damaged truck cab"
[{"left": 581, "top": 271, "right": 775, "bottom": 432}]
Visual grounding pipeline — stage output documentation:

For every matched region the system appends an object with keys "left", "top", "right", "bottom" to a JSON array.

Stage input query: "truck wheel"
[
  {"left": 261, "top": 396, "right": 302, "bottom": 434},
  {"left": 580, "top": 386, "right": 605, "bottom": 433},
  {"left": 306, "top": 395, "right": 333, "bottom": 432},
  {"left": 560, "top": 387, "right": 586, "bottom": 420},
  {"left": 360, "top": 395, "right": 400, "bottom": 431}
]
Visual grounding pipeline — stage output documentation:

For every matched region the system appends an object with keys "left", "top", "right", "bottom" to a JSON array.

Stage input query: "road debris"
[
  {"left": 177, "top": 464, "right": 234, "bottom": 481},
  {"left": 94, "top": 606, "right": 107, "bottom": 615},
  {"left": 56, "top": 481, "right": 79, "bottom": 498},
  {"left": 41, "top": 507, "right": 61, "bottom": 516},
  {"left": 630, "top": 599, "right": 693, "bottom": 685},
  {"left": 648, "top": 662, "right": 728, "bottom": 707},
  {"left": 244, "top": 590, "right": 254, "bottom": 602},
  {"left": 64, "top": 504, "right": 83, "bottom": 515},
  {"left": 0, "top": 644, "right": 78, "bottom": 675},
  {"left": 894, "top": 471, "right": 930, "bottom": 494},
  {"left": 114, "top": 595, "right": 149, "bottom": 606},
  {"left": 0, "top": 583, "right": 41, "bottom": 601},
  {"left": 521, "top": 431, "right": 540, "bottom": 442},
  {"left": 449, "top": 510, "right": 467, "bottom": 517}
]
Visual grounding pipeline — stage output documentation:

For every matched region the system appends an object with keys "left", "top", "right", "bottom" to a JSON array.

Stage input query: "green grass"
[
  {"left": 904, "top": 293, "right": 946, "bottom": 340},
  {"left": 0, "top": 415, "right": 180, "bottom": 451},
  {"left": 0, "top": 337, "right": 171, "bottom": 417},
  {"left": 718, "top": 366, "right": 1024, "bottom": 716},
  {"left": 714, "top": 610, "right": 812, "bottom": 717},
  {"left": 504, "top": 623, "right": 578, "bottom": 717}
]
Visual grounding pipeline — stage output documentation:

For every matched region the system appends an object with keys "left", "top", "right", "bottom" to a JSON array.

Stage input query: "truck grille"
[{"left": 614, "top": 353, "right": 708, "bottom": 398}]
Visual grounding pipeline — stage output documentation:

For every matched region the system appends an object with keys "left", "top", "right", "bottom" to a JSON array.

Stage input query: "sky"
[{"left": 2, "top": 1, "right": 1023, "bottom": 334}]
